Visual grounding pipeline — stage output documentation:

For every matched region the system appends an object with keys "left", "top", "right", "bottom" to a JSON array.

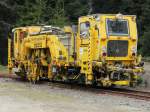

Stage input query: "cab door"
[{"left": 78, "top": 19, "right": 93, "bottom": 83}]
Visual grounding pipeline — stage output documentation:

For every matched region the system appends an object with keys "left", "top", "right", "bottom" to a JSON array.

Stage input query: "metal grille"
[{"left": 107, "top": 40, "right": 128, "bottom": 57}]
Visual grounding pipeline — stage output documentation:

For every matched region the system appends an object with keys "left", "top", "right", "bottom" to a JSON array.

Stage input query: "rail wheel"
[
  {"left": 130, "top": 82, "right": 137, "bottom": 87},
  {"left": 27, "top": 62, "right": 40, "bottom": 84}
]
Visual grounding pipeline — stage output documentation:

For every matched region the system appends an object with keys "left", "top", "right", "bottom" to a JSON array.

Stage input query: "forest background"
[{"left": 0, "top": 0, "right": 150, "bottom": 65}]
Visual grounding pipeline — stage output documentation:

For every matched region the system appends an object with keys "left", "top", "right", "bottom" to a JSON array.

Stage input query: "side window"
[
  {"left": 14, "top": 32, "right": 17, "bottom": 43},
  {"left": 20, "top": 31, "right": 28, "bottom": 41},
  {"left": 80, "top": 21, "right": 90, "bottom": 38}
]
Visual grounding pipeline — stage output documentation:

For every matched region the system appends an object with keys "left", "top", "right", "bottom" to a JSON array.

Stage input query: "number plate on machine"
[{"left": 34, "top": 43, "right": 42, "bottom": 48}]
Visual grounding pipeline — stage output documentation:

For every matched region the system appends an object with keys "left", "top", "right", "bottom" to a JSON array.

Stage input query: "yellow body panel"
[{"left": 112, "top": 81, "right": 130, "bottom": 86}]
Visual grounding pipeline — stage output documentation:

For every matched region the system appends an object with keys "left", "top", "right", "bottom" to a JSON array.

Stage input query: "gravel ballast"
[{"left": 0, "top": 78, "right": 149, "bottom": 112}]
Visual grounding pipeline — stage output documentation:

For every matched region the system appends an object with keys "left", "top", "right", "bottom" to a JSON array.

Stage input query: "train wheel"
[
  {"left": 130, "top": 82, "right": 137, "bottom": 88},
  {"left": 27, "top": 62, "right": 40, "bottom": 84}
]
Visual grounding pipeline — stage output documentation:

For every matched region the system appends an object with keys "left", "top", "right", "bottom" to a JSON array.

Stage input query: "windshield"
[{"left": 107, "top": 19, "right": 129, "bottom": 36}]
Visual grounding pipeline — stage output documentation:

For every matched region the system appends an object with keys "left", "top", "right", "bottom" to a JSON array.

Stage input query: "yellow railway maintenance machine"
[
  {"left": 8, "top": 26, "right": 69, "bottom": 83},
  {"left": 8, "top": 14, "right": 144, "bottom": 87},
  {"left": 76, "top": 13, "right": 144, "bottom": 87}
]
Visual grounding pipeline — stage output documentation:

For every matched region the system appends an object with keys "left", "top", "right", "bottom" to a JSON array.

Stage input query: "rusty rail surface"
[{"left": 99, "top": 89, "right": 150, "bottom": 101}]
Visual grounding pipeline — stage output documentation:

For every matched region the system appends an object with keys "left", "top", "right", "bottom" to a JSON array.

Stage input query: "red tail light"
[
  {"left": 132, "top": 52, "right": 136, "bottom": 56},
  {"left": 102, "top": 52, "right": 107, "bottom": 57},
  {"left": 52, "top": 60, "right": 56, "bottom": 65}
]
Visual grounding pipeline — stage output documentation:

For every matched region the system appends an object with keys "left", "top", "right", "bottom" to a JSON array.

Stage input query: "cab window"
[
  {"left": 107, "top": 19, "right": 129, "bottom": 36},
  {"left": 20, "top": 31, "right": 28, "bottom": 39},
  {"left": 80, "top": 22, "right": 90, "bottom": 38},
  {"left": 14, "top": 32, "right": 17, "bottom": 43}
]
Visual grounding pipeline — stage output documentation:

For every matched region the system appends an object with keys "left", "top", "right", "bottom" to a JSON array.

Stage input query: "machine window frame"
[{"left": 106, "top": 19, "right": 130, "bottom": 37}]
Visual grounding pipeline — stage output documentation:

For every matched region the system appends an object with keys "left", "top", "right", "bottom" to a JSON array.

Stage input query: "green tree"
[
  {"left": 47, "top": 0, "right": 69, "bottom": 27},
  {"left": 141, "top": 30, "right": 150, "bottom": 56},
  {"left": 16, "top": 0, "right": 47, "bottom": 26},
  {"left": 0, "top": 0, "right": 17, "bottom": 65},
  {"left": 64, "top": 0, "right": 89, "bottom": 24}
]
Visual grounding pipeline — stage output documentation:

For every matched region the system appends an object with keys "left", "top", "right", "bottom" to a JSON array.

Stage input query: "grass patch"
[
  {"left": 142, "top": 57, "right": 150, "bottom": 62},
  {"left": 0, "top": 65, "right": 8, "bottom": 73}
]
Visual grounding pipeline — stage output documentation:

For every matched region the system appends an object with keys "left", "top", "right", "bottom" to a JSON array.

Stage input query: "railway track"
[
  {"left": 48, "top": 82, "right": 150, "bottom": 101},
  {"left": 0, "top": 73, "right": 150, "bottom": 101},
  {"left": 99, "top": 88, "right": 150, "bottom": 101}
]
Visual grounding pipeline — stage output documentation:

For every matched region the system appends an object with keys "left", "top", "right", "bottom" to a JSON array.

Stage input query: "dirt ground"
[{"left": 0, "top": 63, "right": 150, "bottom": 112}]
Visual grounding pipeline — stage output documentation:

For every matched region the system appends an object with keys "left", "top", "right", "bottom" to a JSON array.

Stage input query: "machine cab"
[{"left": 77, "top": 14, "right": 138, "bottom": 66}]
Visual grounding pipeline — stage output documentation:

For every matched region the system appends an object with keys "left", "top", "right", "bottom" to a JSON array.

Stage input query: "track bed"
[{"left": 0, "top": 76, "right": 150, "bottom": 112}]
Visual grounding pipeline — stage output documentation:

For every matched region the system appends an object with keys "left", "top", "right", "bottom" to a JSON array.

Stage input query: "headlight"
[
  {"left": 131, "top": 46, "right": 137, "bottom": 53},
  {"left": 131, "top": 46, "right": 137, "bottom": 56},
  {"left": 116, "top": 13, "right": 123, "bottom": 19},
  {"left": 102, "top": 46, "right": 107, "bottom": 57},
  {"left": 102, "top": 46, "right": 106, "bottom": 52}
]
